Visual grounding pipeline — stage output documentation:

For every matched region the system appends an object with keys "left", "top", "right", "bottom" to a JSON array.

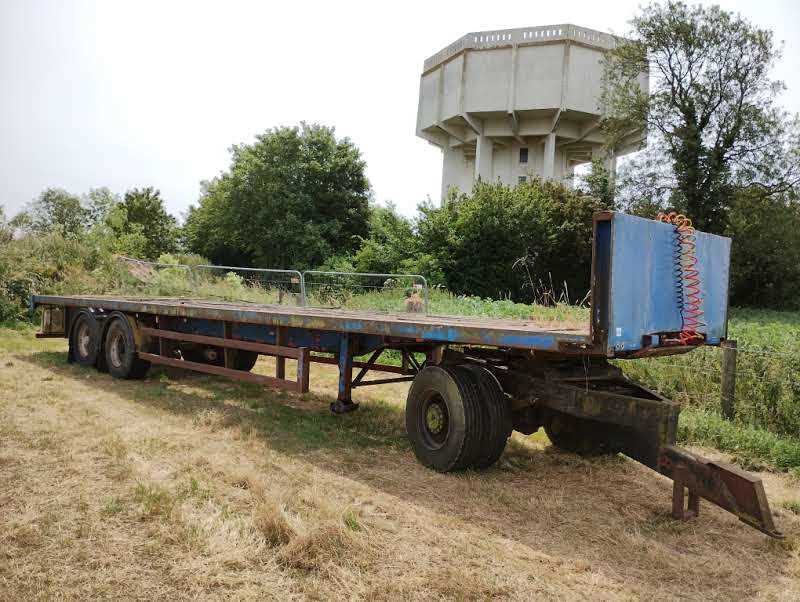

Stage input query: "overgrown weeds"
[{"left": 678, "top": 406, "right": 800, "bottom": 470}]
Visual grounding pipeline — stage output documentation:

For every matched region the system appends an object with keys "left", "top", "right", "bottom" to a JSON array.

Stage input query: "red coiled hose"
[{"left": 656, "top": 211, "right": 705, "bottom": 345}]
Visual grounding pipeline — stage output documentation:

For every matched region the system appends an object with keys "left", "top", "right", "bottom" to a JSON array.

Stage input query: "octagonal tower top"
[{"left": 417, "top": 24, "right": 647, "bottom": 200}]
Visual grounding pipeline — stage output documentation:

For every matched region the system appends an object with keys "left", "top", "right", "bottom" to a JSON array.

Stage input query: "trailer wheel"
[
  {"left": 447, "top": 366, "right": 485, "bottom": 469},
  {"left": 181, "top": 345, "right": 224, "bottom": 366},
  {"left": 544, "top": 410, "right": 620, "bottom": 456},
  {"left": 405, "top": 366, "right": 482, "bottom": 472},
  {"left": 459, "top": 365, "right": 513, "bottom": 468},
  {"left": 232, "top": 350, "right": 259, "bottom": 371},
  {"left": 181, "top": 346, "right": 259, "bottom": 371},
  {"left": 69, "top": 311, "right": 100, "bottom": 367},
  {"left": 104, "top": 316, "right": 150, "bottom": 379}
]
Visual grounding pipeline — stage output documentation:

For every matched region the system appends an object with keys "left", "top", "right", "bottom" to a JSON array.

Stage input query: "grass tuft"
[
  {"left": 277, "top": 524, "right": 367, "bottom": 573},
  {"left": 133, "top": 483, "right": 175, "bottom": 519},
  {"left": 101, "top": 497, "right": 126, "bottom": 516},
  {"left": 100, "top": 434, "right": 128, "bottom": 461},
  {"left": 342, "top": 508, "right": 362, "bottom": 532},
  {"left": 252, "top": 500, "right": 297, "bottom": 547}
]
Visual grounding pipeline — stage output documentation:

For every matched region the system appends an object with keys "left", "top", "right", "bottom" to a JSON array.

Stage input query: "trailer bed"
[{"left": 31, "top": 294, "right": 591, "bottom": 352}]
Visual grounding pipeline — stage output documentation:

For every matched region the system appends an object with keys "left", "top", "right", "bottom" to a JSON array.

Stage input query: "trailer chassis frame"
[{"left": 34, "top": 301, "right": 782, "bottom": 538}]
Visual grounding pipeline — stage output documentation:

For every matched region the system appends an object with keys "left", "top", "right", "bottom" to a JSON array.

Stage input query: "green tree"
[
  {"left": 108, "top": 187, "right": 179, "bottom": 260},
  {"left": 603, "top": 2, "right": 799, "bottom": 231},
  {"left": 416, "top": 179, "right": 603, "bottom": 303},
  {"left": 24, "top": 188, "right": 88, "bottom": 237},
  {"left": 83, "top": 187, "right": 119, "bottom": 226},
  {"left": 0, "top": 206, "right": 12, "bottom": 245},
  {"left": 184, "top": 123, "right": 371, "bottom": 269},
  {"left": 352, "top": 203, "right": 419, "bottom": 274},
  {"left": 579, "top": 158, "right": 616, "bottom": 208},
  {"left": 725, "top": 188, "right": 800, "bottom": 310}
]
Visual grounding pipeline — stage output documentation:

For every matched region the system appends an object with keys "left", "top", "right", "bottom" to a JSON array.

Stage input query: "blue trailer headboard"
[{"left": 591, "top": 212, "right": 731, "bottom": 355}]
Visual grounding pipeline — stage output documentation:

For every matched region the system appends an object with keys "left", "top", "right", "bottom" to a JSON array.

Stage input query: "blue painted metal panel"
[
  {"left": 606, "top": 213, "right": 731, "bottom": 352},
  {"left": 168, "top": 318, "right": 385, "bottom": 356},
  {"left": 30, "top": 294, "right": 587, "bottom": 351}
]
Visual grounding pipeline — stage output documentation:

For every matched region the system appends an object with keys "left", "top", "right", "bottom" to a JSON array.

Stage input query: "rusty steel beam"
[
  {"left": 140, "top": 327, "right": 303, "bottom": 358},
  {"left": 138, "top": 352, "right": 308, "bottom": 393},
  {"left": 297, "top": 347, "right": 310, "bottom": 393},
  {"left": 492, "top": 355, "right": 782, "bottom": 538},
  {"left": 310, "top": 354, "right": 413, "bottom": 375},
  {"left": 658, "top": 445, "right": 782, "bottom": 538},
  {"left": 352, "top": 376, "right": 416, "bottom": 388}
]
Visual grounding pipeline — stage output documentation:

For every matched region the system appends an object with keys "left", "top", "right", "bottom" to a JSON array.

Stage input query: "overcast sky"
[{"left": 1, "top": 0, "right": 798, "bottom": 220}]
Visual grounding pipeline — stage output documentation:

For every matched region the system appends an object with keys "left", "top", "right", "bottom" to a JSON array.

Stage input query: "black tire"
[
  {"left": 181, "top": 346, "right": 258, "bottom": 371},
  {"left": 104, "top": 316, "right": 150, "bottom": 379},
  {"left": 232, "top": 350, "right": 259, "bottom": 372},
  {"left": 405, "top": 366, "right": 482, "bottom": 472},
  {"left": 446, "top": 365, "right": 485, "bottom": 470},
  {"left": 70, "top": 311, "right": 100, "bottom": 368},
  {"left": 544, "top": 410, "right": 620, "bottom": 456},
  {"left": 460, "top": 365, "right": 512, "bottom": 468},
  {"left": 181, "top": 345, "right": 224, "bottom": 366}
]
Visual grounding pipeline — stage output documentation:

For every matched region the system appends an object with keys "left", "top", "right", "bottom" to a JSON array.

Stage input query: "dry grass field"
[{"left": 2, "top": 324, "right": 800, "bottom": 601}]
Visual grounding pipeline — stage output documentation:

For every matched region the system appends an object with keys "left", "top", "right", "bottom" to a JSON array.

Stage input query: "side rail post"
[{"left": 720, "top": 340, "right": 737, "bottom": 420}]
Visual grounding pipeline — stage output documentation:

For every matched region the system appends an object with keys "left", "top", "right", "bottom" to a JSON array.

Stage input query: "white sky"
[{"left": 1, "top": 0, "right": 798, "bottom": 220}]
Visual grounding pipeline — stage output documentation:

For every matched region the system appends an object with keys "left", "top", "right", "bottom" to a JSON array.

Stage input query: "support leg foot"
[{"left": 330, "top": 400, "right": 359, "bottom": 414}]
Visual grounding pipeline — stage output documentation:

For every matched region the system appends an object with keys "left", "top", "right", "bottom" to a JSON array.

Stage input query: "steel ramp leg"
[
  {"left": 671, "top": 470, "right": 700, "bottom": 520},
  {"left": 659, "top": 445, "right": 782, "bottom": 538},
  {"left": 331, "top": 333, "right": 359, "bottom": 414}
]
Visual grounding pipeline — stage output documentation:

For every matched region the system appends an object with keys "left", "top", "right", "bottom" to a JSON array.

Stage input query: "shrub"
[{"left": 415, "top": 178, "right": 607, "bottom": 303}]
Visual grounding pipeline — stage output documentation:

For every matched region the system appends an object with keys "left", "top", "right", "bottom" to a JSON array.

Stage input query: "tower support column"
[
  {"left": 542, "top": 133, "right": 556, "bottom": 179},
  {"left": 474, "top": 135, "right": 493, "bottom": 182}
]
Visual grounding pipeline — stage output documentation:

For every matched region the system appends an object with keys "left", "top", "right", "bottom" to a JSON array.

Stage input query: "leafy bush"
[
  {"left": 415, "top": 178, "right": 606, "bottom": 303},
  {"left": 0, "top": 230, "right": 101, "bottom": 320},
  {"left": 725, "top": 188, "right": 800, "bottom": 310}
]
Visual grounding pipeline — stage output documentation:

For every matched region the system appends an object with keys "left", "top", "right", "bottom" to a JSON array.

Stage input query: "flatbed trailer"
[{"left": 31, "top": 212, "right": 782, "bottom": 537}]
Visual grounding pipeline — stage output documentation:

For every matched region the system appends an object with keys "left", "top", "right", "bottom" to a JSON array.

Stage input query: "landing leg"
[{"left": 331, "top": 333, "right": 358, "bottom": 414}]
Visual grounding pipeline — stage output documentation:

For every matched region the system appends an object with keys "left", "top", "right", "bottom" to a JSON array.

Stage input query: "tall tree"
[
  {"left": 83, "top": 187, "right": 119, "bottom": 226},
  {"left": 603, "top": 2, "right": 799, "bottom": 231},
  {"left": 0, "top": 206, "right": 12, "bottom": 245},
  {"left": 184, "top": 123, "right": 371, "bottom": 269},
  {"left": 351, "top": 203, "right": 419, "bottom": 274},
  {"left": 109, "top": 187, "right": 179, "bottom": 260},
  {"left": 24, "top": 188, "right": 88, "bottom": 237}
]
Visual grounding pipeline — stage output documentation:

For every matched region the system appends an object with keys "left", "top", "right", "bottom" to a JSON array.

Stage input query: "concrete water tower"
[{"left": 416, "top": 24, "right": 648, "bottom": 199}]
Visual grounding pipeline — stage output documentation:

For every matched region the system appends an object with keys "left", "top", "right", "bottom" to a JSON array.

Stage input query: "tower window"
[
  {"left": 518, "top": 176, "right": 527, "bottom": 184},
  {"left": 519, "top": 147, "right": 529, "bottom": 163}
]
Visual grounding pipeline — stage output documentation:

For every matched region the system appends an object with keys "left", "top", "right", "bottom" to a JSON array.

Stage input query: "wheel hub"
[
  {"left": 77, "top": 323, "right": 91, "bottom": 358},
  {"left": 109, "top": 332, "right": 125, "bottom": 368},
  {"left": 426, "top": 404, "right": 445, "bottom": 434},
  {"left": 421, "top": 393, "right": 449, "bottom": 449}
]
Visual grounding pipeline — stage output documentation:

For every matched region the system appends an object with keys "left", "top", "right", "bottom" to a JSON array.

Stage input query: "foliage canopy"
[
  {"left": 184, "top": 123, "right": 371, "bottom": 269},
  {"left": 603, "top": 1, "right": 800, "bottom": 231}
]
